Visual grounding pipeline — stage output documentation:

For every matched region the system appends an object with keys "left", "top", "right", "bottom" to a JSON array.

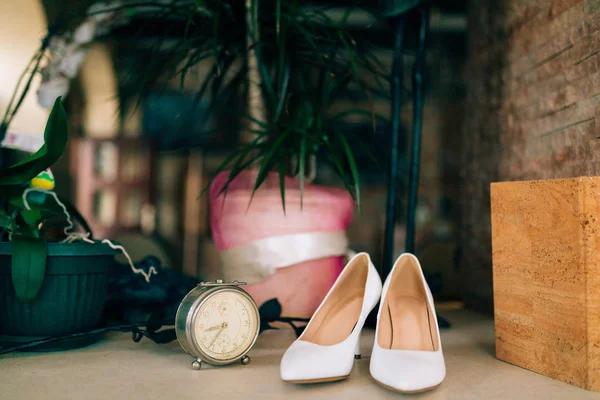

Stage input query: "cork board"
[{"left": 491, "top": 177, "right": 600, "bottom": 391}]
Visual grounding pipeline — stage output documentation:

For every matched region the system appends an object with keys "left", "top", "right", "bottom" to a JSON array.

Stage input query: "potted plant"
[
  {"left": 110, "top": 1, "right": 388, "bottom": 317},
  {"left": 16, "top": 1, "right": 387, "bottom": 319},
  {"left": 0, "top": 98, "right": 118, "bottom": 346}
]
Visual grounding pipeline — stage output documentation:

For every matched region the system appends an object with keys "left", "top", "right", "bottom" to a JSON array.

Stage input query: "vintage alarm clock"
[{"left": 175, "top": 279, "right": 260, "bottom": 370}]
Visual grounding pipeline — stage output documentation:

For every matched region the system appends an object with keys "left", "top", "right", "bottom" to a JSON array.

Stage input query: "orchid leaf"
[
  {"left": 11, "top": 235, "right": 47, "bottom": 303},
  {"left": 20, "top": 210, "right": 42, "bottom": 230},
  {"left": 0, "top": 97, "right": 68, "bottom": 186}
]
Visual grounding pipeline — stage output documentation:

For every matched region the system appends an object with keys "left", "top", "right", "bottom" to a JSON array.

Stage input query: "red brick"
[{"left": 510, "top": 6, "right": 587, "bottom": 76}]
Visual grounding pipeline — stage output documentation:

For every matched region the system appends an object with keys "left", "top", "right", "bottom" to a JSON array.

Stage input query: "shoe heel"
[{"left": 354, "top": 333, "right": 362, "bottom": 360}]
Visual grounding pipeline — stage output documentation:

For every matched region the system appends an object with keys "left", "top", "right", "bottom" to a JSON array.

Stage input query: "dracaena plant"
[
  {"left": 115, "top": 0, "right": 389, "bottom": 210},
  {"left": 0, "top": 98, "right": 70, "bottom": 303}
]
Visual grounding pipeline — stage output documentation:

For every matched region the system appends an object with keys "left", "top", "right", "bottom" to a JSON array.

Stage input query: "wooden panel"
[
  {"left": 581, "top": 177, "right": 600, "bottom": 390},
  {"left": 491, "top": 176, "right": 600, "bottom": 391}
]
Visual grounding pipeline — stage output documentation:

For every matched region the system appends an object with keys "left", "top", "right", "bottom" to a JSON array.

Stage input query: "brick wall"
[{"left": 463, "top": 0, "right": 600, "bottom": 313}]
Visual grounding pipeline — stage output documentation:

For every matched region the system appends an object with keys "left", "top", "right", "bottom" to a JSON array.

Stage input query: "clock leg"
[
  {"left": 241, "top": 355, "right": 251, "bottom": 365},
  {"left": 191, "top": 358, "right": 202, "bottom": 370}
]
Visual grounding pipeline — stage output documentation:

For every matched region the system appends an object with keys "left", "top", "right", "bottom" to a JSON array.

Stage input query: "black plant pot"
[{"left": 0, "top": 242, "right": 117, "bottom": 348}]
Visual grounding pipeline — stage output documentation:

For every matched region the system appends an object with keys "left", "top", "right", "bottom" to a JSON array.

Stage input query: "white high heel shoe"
[
  {"left": 280, "top": 252, "right": 382, "bottom": 383},
  {"left": 370, "top": 253, "right": 445, "bottom": 393}
]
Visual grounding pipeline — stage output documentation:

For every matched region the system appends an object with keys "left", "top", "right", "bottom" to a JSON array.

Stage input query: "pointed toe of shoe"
[
  {"left": 370, "top": 348, "right": 445, "bottom": 393},
  {"left": 279, "top": 350, "right": 310, "bottom": 382},
  {"left": 280, "top": 341, "right": 355, "bottom": 383}
]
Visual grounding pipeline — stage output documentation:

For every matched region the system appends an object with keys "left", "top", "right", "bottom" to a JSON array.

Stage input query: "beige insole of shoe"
[
  {"left": 379, "top": 295, "right": 435, "bottom": 351},
  {"left": 302, "top": 288, "right": 363, "bottom": 346}
]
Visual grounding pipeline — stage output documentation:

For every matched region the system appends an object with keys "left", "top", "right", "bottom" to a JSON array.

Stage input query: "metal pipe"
[
  {"left": 405, "top": 6, "right": 429, "bottom": 254},
  {"left": 382, "top": 14, "right": 406, "bottom": 279}
]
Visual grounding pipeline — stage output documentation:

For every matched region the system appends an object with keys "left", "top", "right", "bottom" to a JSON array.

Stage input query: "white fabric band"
[{"left": 218, "top": 231, "right": 352, "bottom": 284}]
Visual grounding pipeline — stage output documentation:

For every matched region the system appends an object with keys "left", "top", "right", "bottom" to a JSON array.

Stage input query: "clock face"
[{"left": 193, "top": 289, "right": 259, "bottom": 361}]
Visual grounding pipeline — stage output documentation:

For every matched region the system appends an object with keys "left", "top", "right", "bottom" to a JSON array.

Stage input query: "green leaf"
[
  {"left": 178, "top": 13, "right": 198, "bottom": 92},
  {"left": 249, "top": 131, "right": 290, "bottom": 204},
  {"left": 321, "top": 137, "right": 355, "bottom": 200},
  {"left": 278, "top": 160, "right": 286, "bottom": 214},
  {"left": 276, "top": 0, "right": 282, "bottom": 44},
  {"left": 192, "top": 61, "right": 219, "bottom": 109},
  {"left": 255, "top": 46, "right": 276, "bottom": 108},
  {"left": 20, "top": 210, "right": 42, "bottom": 230},
  {"left": 336, "top": 131, "right": 361, "bottom": 212},
  {"left": 243, "top": 113, "right": 271, "bottom": 130},
  {"left": 338, "top": 31, "right": 359, "bottom": 78},
  {"left": 274, "top": 62, "right": 290, "bottom": 122},
  {"left": 282, "top": 15, "right": 318, "bottom": 51},
  {"left": 216, "top": 146, "right": 267, "bottom": 205},
  {"left": 11, "top": 235, "right": 47, "bottom": 303},
  {"left": 0, "top": 97, "right": 68, "bottom": 186},
  {"left": 208, "top": 51, "right": 238, "bottom": 107},
  {"left": 212, "top": 7, "right": 220, "bottom": 76},
  {"left": 298, "top": 134, "right": 307, "bottom": 210},
  {"left": 339, "top": 6, "right": 354, "bottom": 26},
  {"left": 201, "top": 135, "right": 266, "bottom": 198}
]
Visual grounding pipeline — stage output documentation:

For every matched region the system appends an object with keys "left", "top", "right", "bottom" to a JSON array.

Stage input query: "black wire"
[
  {"left": 0, "top": 321, "right": 174, "bottom": 355},
  {"left": 0, "top": 315, "right": 311, "bottom": 355}
]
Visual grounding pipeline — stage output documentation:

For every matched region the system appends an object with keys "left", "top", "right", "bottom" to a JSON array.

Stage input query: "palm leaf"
[
  {"left": 273, "top": 60, "right": 290, "bottom": 121},
  {"left": 215, "top": 144, "right": 268, "bottom": 209},
  {"left": 321, "top": 136, "right": 356, "bottom": 200},
  {"left": 107, "top": 1, "right": 389, "bottom": 207},
  {"left": 278, "top": 157, "right": 286, "bottom": 214},
  {"left": 248, "top": 130, "right": 290, "bottom": 205},
  {"left": 201, "top": 133, "right": 267, "bottom": 197},
  {"left": 335, "top": 130, "right": 361, "bottom": 212},
  {"left": 298, "top": 132, "right": 307, "bottom": 209}
]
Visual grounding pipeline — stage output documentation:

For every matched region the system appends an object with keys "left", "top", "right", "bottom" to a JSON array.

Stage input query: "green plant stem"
[
  {"left": 1, "top": 50, "right": 42, "bottom": 129},
  {"left": 4, "top": 50, "right": 47, "bottom": 130},
  {"left": 0, "top": 44, "right": 47, "bottom": 169}
]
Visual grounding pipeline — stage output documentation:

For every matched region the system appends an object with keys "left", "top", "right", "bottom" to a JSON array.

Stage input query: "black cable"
[
  {"left": 0, "top": 298, "right": 311, "bottom": 355},
  {"left": 0, "top": 322, "right": 173, "bottom": 355}
]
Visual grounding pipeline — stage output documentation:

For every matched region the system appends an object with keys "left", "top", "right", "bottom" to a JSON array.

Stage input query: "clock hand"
[
  {"left": 208, "top": 326, "right": 225, "bottom": 348},
  {"left": 207, "top": 322, "right": 228, "bottom": 348},
  {"left": 205, "top": 324, "right": 222, "bottom": 332}
]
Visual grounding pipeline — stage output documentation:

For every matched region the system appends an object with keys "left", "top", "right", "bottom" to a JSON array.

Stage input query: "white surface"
[{"left": 1, "top": 310, "right": 598, "bottom": 400}]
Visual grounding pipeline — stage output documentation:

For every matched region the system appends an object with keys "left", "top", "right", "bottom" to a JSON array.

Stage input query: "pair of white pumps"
[{"left": 280, "top": 252, "right": 445, "bottom": 394}]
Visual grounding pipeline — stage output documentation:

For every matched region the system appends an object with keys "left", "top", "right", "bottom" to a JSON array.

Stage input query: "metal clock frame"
[{"left": 175, "top": 280, "right": 261, "bottom": 369}]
